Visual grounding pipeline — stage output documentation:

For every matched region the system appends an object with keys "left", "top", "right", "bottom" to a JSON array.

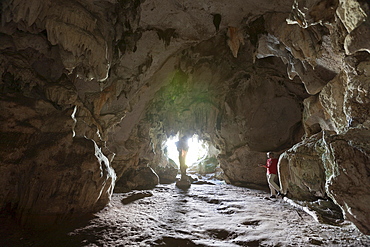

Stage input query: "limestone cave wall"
[{"left": 0, "top": 0, "right": 370, "bottom": 234}]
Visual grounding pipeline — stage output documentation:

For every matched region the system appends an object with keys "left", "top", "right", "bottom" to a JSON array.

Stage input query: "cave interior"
[{"left": 1, "top": 0, "right": 370, "bottom": 240}]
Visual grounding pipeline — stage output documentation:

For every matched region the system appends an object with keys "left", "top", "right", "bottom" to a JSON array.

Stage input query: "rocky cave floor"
[{"left": 1, "top": 179, "right": 370, "bottom": 247}]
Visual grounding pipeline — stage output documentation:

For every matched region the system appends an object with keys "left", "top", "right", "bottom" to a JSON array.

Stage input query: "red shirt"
[{"left": 264, "top": 158, "right": 278, "bottom": 174}]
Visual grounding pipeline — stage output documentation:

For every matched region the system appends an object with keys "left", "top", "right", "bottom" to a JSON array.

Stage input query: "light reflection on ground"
[{"left": 3, "top": 183, "right": 368, "bottom": 246}]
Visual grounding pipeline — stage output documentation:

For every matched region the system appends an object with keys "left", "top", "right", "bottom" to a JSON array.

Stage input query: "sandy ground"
[{"left": 1, "top": 181, "right": 369, "bottom": 247}]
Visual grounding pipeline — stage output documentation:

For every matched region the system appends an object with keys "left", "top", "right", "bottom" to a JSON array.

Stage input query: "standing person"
[
  {"left": 260, "top": 152, "right": 282, "bottom": 198},
  {"left": 176, "top": 136, "right": 189, "bottom": 180},
  {"left": 175, "top": 135, "right": 191, "bottom": 189}
]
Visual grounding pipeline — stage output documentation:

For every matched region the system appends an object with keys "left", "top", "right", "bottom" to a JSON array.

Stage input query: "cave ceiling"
[{"left": 0, "top": 0, "right": 317, "bottom": 158}]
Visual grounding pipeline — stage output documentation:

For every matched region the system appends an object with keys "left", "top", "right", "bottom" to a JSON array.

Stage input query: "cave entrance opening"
[{"left": 164, "top": 133, "right": 212, "bottom": 174}]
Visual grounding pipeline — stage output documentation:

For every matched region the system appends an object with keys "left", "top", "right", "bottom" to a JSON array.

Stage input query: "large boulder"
[
  {"left": 220, "top": 147, "right": 267, "bottom": 188},
  {"left": 114, "top": 165, "right": 159, "bottom": 193},
  {"left": 153, "top": 159, "right": 178, "bottom": 184},
  {"left": 0, "top": 94, "right": 115, "bottom": 227},
  {"left": 279, "top": 132, "right": 326, "bottom": 201},
  {"left": 321, "top": 128, "right": 370, "bottom": 235}
]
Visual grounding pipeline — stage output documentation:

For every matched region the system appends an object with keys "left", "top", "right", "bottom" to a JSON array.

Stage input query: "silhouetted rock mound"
[
  {"left": 153, "top": 236, "right": 204, "bottom": 246},
  {"left": 193, "top": 180, "right": 216, "bottom": 185},
  {"left": 176, "top": 179, "right": 192, "bottom": 189},
  {"left": 121, "top": 191, "right": 153, "bottom": 205}
]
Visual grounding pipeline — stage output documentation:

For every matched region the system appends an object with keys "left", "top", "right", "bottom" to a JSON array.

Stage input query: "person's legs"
[
  {"left": 267, "top": 173, "right": 280, "bottom": 195},
  {"left": 266, "top": 174, "right": 276, "bottom": 196},
  {"left": 179, "top": 150, "right": 188, "bottom": 180},
  {"left": 268, "top": 184, "right": 276, "bottom": 196}
]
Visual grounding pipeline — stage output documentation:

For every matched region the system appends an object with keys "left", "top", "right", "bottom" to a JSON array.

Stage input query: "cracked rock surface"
[
  {"left": 1, "top": 0, "right": 370, "bottom": 236},
  {"left": 1, "top": 183, "right": 369, "bottom": 247}
]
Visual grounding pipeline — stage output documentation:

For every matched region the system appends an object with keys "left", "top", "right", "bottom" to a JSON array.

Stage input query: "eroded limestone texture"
[
  {"left": 279, "top": 133, "right": 327, "bottom": 201},
  {"left": 321, "top": 129, "right": 370, "bottom": 235},
  {"left": 0, "top": 94, "right": 115, "bottom": 227},
  {"left": 1, "top": 0, "right": 370, "bottom": 235}
]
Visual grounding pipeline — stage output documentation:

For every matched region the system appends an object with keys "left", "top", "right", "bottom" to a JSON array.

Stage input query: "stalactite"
[{"left": 227, "top": 26, "right": 244, "bottom": 58}]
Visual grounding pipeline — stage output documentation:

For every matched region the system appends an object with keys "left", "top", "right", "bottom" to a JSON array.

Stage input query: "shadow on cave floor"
[{"left": 1, "top": 182, "right": 370, "bottom": 247}]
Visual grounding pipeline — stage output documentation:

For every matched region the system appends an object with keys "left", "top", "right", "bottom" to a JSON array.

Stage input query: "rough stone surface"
[
  {"left": 319, "top": 72, "right": 348, "bottom": 133},
  {"left": 279, "top": 133, "right": 326, "bottom": 201},
  {"left": 153, "top": 159, "right": 178, "bottom": 184},
  {"left": 321, "top": 128, "right": 370, "bottom": 235},
  {"left": 1, "top": 184, "right": 369, "bottom": 247},
  {"left": 219, "top": 147, "right": 268, "bottom": 188},
  {"left": 114, "top": 166, "right": 159, "bottom": 193},
  {"left": 302, "top": 95, "right": 334, "bottom": 137},
  {"left": 0, "top": 94, "right": 115, "bottom": 227},
  {"left": 1, "top": 0, "right": 370, "bottom": 235}
]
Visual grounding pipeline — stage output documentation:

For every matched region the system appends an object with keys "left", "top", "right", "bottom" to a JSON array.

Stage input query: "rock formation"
[{"left": 0, "top": 0, "right": 369, "bottom": 234}]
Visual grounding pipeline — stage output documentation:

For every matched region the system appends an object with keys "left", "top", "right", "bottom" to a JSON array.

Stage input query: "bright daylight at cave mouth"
[{"left": 164, "top": 134, "right": 209, "bottom": 172}]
